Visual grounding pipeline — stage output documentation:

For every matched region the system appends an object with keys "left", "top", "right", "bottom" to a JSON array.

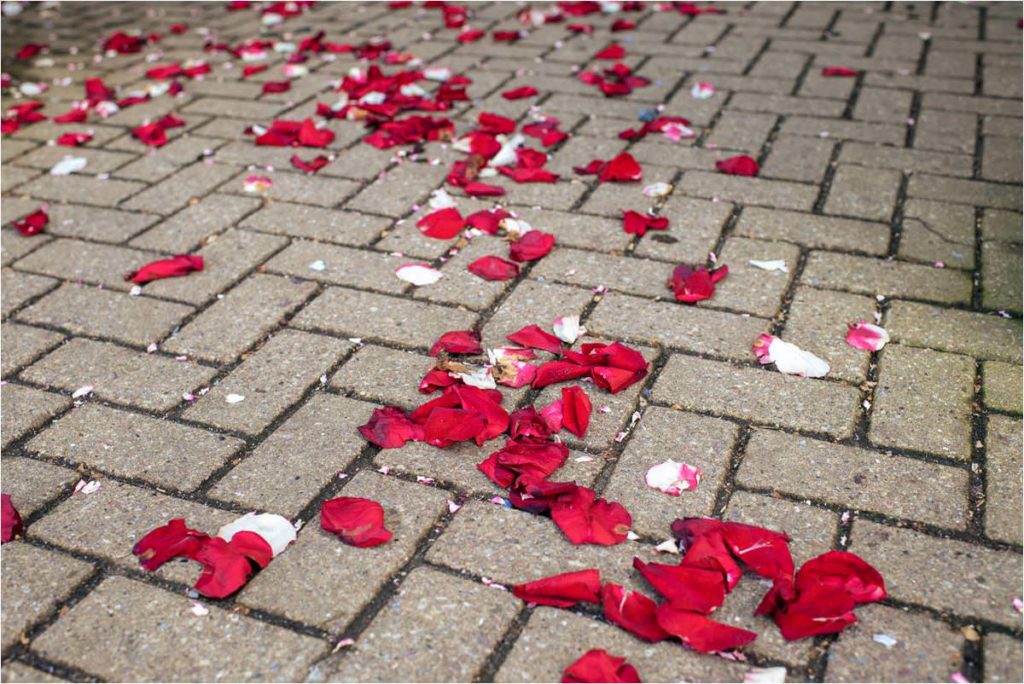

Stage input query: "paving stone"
[
  {"left": 32, "top": 576, "right": 326, "bottom": 682},
  {"left": 983, "top": 361, "right": 1023, "bottom": 413},
  {"left": 705, "top": 110, "right": 778, "bottom": 152},
  {"left": 17, "top": 284, "right": 193, "bottom": 347},
  {"left": 0, "top": 456, "right": 76, "bottom": 518},
  {"left": 312, "top": 567, "right": 519, "bottom": 683},
  {"left": 26, "top": 403, "right": 243, "bottom": 491},
  {"left": 801, "top": 251, "right": 973, "bottom": 304},
  {"left": 914, "top": 110, "right": 977, "bottom": 154},
  {"left": 587, "top": 291, "right": 768, "bottom": 360},
  {"left": 760, "top": 134, "right": 834, "bottom": 183},
  {"left": 240, "top": 471, "right": 449, "bottom": 629},
  {"left": 0, "top": 323, "right": 63, "bottom": 377},
  {"left": 653, "top": 354, "right": 861, "bottom": 438},
  {"left": 985, "top": 415, "right": 1022, "bottom": 545},
  {"left": 481, "top": 279, "right": 592, "bottom": 350},
  {"left": 164, "top": 274, "right": 316, "bottom": 364},
  {"left": 713, "top": 237, "right": 799, "bottom": 318},
  {"left": 2, "top": 233, "right": 52, "bottom": 270},
  {"left": 115, "top": 135, "right": 227, "bottom": 183},
  {"left": 824, "top": 165, "right": 901, "bottom": 222},
  {"left": 293, "top": 287, "right": 477, "bottom": 350},
  {"left": 497, "top": 179, "right": 590, "bottom": 212},
  {"left": 778, "top": 116, "right": 906, "bottom": 145},
  {"left": 739, "top": 429, "right": 970, "bottom": 528},
  {"left": 0, "top": 662, "right": 68, "bottom": 682},
  {"left": 21, "top": 338, "right": 216, "bottom": 413},
  {"left": 853, "top": 86, "right": 913, "bottom": 123},
  {"left": 208, "top": 394, "right": 372, "bottom": 517},
  {"left": 985, "top": 632, "right": 1024, "bottom": 684},
  {"left": 129, "top": 194, "right": 261, "bottom": 253},
  {"left": 532, "top": 248, "right": 667, "bottom": 299},
  {"left": 1, "top": 544, "right": 94, "bottom": 650},
  {"left": 264, "top": 240, "right": 407, "bottom": 293},
  {"left": 223, "top": 169, "right": 361, "bottom": 208},
  {"left": 981, "top": 209, "right": 1022, "bottom": 244},
  {"left": 346, "top": 161, "right": 448, "bottom": 218},
  {"left": 2, "top": 165, "right": 41, "bottom": 193},
  {"left": 870, "top": 344, "right": 975, "bottom": 460},
  {"left": 143, "top": 229, "right": 288, "bottom": 304},
  {"left": 121, "top": 161, "right": 238, "bottom": 215},
  {"left": 849, "top": 520, "right": 1023, "bottom": 626},
  {"left": 181, "top": 96, "right": 286, "bottom": 120},
  {"left": 495, "top": 608, "right": 747, "bottom": 683},
  {"left": 678, "top": 170, "right": 818, "bottom": 212},
  {"left": 908, "top": 173, "right": 1022, "bottom": 211},
  {"left": 887, "top": 301, "right": 1022, "bottom": 364},
  {"left": 981, "top": 241, "right": 1023, "bottom": 313},
  {"left": 841, "top": 142, "right": 973, "bottom": 178},
  {"left": 633, "top": 196, "right": 732, "bottom": 263},
  {"left": 602, "top": 407, "right": 738, "bottom": 538},
  {"left": 1, "top": 384, "right": 70, "bottom": 449},
  {"left": 14, "top": 174, "right": 145, "bottom": 207},
  {"left": 899, "top": 199, "right": 977, "bottom": 269},
  {"left": 42, "top": 204, "right": 160, "bottom": 243},
  {"left": 184, "top": 329, "right": 351, "bottom": 435},
  {"left": 13, "top": 145, "right": 137, "bottom": 176},
  {"left": 329, "top": 344, "right": 436, "bottom": 410},
  {"left": 240, "top": 203, "right": 386, "bottom": 246},
  {"left": 784, "top": 286, "right": 877, "bottom": 383},
  {"left": 12, "top": 238, "right": 159, "bottom": 292},
  {"left": 825, "top": 604, "right": 965, "bottom": 682},
  {"left": 734, "top": 207, "right": 890, "bottom": 255}
]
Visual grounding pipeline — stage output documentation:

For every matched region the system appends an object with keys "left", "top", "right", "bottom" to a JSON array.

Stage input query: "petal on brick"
[
  {"left": 321, "top": 497, "right": 393, "bottom": 548},
  {"left": 845, "top": 321, "right": 889, "bottom": 351},
  {"left": 561, "top": 385, "right": 592, "bottom": 438},
  {"left": 124, "top": 254, "right": 203, "bottom": 284},
  {"left": 217, "top": 512, "right": 296, "bottom": 558},
  {"left": 644, "top": 460, "right": 701, "bottom": 496},
  {"left": 192, "top": 536, "right": 261, "bottom": 598},
  {"left": 622, "top": 210, "right": 669, "bottom": 236},
  {"left": 716, "top": 155, "right": 760, "bottom": 176},
  {"left": 417, "top": 207, "right": 467, "bottom": 239},
  {"left": 551, "top": 486, "right": 631, "bottom": 546},
  {"left": 507, "top": 324, "right": 564, "bottom": 354},
  {"left": 509, "top": 230, "right": 555, "bottom": 262},
  {"left": 601, "top": 583, "right": 669, "bottom": 642},
  {"left": 430, "top": 330, "right": 482, "bottom": 356},
  {"left": 1, "top": 494, "right": 24, "bottom": 544},
  {"left": 654, "top": 604, "right": 758, "bottom": 653},
  {"left": 132, "top": 518, "right": 209, "bottom": 570},
  {"left": 477, "top": 438, "right": 568, "bottom": 488},
  {"left": 395, "top": 262, "right": 443, "bottom": 286},
  {"left": 468, "top": 255, "right": 520, "bottom": 281},
  {"left": 358, "top": 406, "right": 425, "bottom": 448},
  {"left": 11, "top": 208, "right": 48, "bottom": 236},
  {"left": 668, "top": 264, "right": 728, "bottom": 303},
  {"left": 562, "top": 649, "right": 642, "bottom": 684},
  {"left": 632, "top": 558, "right": 725, "bottom": 613},
  {"left": 502, "top": 86, "right": 538, "bottom": 100},
  {"left": 512, "top": 569, "right": 602, "bottom": 608},
  {"left": 752, "top": 334, "right": 830, "bottom": 378}
]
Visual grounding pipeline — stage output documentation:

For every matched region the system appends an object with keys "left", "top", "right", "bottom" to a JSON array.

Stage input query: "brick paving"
[{"left": 0, "top": 1, "right": 1021, "bottom": 682}]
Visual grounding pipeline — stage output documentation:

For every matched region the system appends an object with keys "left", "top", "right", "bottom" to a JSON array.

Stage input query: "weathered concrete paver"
[{"left": 1, "top": 1, "right": 1021, "bottom": 681}]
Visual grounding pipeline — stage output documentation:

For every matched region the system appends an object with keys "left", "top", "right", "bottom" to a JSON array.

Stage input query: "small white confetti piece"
[
  {"left": 225, "top": 393, "right": 245, "bottom": 404},
  {"left": 308, "top": 260, "right": 327, "bottom": 271},
  {"left": 873, "top": 633, "right": 898, "bottom": 648},
  {"left": 626, "top": 531, "right": 640, "bottom": 541},
  {"left": 72, "top": 385, "right": 94, "bottom": 399},
  {"left": 654, "top": 539, "right": 679, "bottom": 554},
  {"left": 447, "top": 500, "right": 462, "bottom": 514},
  {"left": 190, "top": 602, "right": 209, "bottom": 616}
]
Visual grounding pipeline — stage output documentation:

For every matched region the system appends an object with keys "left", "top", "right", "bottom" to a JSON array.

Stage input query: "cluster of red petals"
[
  {"left": 562, "top": 649, "right": 641, "bottom": 684},
  {"left": 578, "top": 63, "right": 650, "bottom": 97},
  {"left": 622, "top": 210, "right": 669, "bottom": 237},
  {"left": 12, "top": 208, "right": 48, "bottom": 237},
  {"left": 145, "top": 61, "right": 210, "bottom": 80},
  {"left": 533, "top": 341, "right": 649, "bottom": 394},
  {"left": 132, "top": 114, "right": 185, "bottom": 147},
  {"left": 365, "top": 114, "right": 453, "bottom": 149},
  {"left": 667, "top": 263, "right": 729, "bottom": 303},
  {"left": 429, "top": 330, "right": 482, "bottom": 356},
  {"left": 522, "top": 117, "right": 569, "bottom": 147},
  {"left": 671, "top": 2, "right": 726, "bottom": 15},
  {"left": 498, "top": 148, "right": 560, "bottom": 184},
  {"left": 1, "top": 494, "right": 23, "bottom": 543},
  {"left": 618, "top": 115, "right": 691, "bottom": 141},
  {"left": 321, "top": 497, "right": 393, "bottom": 547},
  {"left": 124, "top": 254, "right": 203, "bottom": 284},
  {"left": 255, "top": 118, "right": 335, "bottom": 147},
  {"left": 2, "top": 101, "right": 47, "bottom": 135},
  {"left": 715, "top": 154, "right": 759, "bottom": 176},
  {"left": 133, "top": 519, "right": 272, "bottom": 598},
  {"left": 574, "top": 152, "right": 643, "bottom": 183}
]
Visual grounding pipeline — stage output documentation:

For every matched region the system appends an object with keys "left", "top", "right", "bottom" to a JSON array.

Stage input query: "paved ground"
[{"left": 1, "top": 1, "right": 1022, "bottom": 682}]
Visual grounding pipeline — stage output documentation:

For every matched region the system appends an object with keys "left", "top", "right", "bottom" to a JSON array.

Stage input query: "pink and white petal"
[
  {"left": 644, "top": 460, "right": 702, "bottom": 496},
  {"left": 217, "top": 512, "right": 296, "bottom": 557},
  {"left": 845, "top": 321, "right": 889, "bottom": 351},
  {"left": 552, "top": 315, "right": 585, "bottom": 344},
  {"left": 395, "top": 263, "right": 444, "bottom": 286},
  {"left": 752, "top": 334, "right": 830, "bottom": 378}
]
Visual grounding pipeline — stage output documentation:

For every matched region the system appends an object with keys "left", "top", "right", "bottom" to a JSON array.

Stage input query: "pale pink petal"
[
  {"left": 395, "top": 262, "right": 443, "bottom": 287},
  {"left": 552, "top": 315, "right": 585, "bottom": 344},
  {"left": 691, "top": 81, "right": 715, "bottom": 99},
  {"left": 645, "top": 460, "right": 702, "bottom": 496},
  {"left": 744, "top": 667, "right": 787, "bottom": 683},
  {"left": 845, "top": 321, "right": 889, "bottom": 351}
]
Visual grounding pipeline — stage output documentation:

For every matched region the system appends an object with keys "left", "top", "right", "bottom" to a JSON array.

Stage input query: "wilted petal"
[
  {"left": 395, "top": 262, "right": 443, "bottom": 286},
  {"left": 1, "top": 494, "right": 24, "bottom": 543},
  {"left": 645, "top": 460, "right": 702, "bottom": 496},
  {"left": 512, "top": 569, "right": 601, "bottom": 607},
  {"left": 752, "top": 334, "right": 829, "bottom": 378}
]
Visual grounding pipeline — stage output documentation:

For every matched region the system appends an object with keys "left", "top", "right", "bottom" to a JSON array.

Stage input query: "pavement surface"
[{"left": 0, "top": 1, "right": 1022, "bottom": 682}]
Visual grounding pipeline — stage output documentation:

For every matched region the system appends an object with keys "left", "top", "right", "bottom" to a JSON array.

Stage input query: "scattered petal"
[
  {"left": 49, "top": 155, "right": 87, "bottom": 175},
  {"left": 752, "top": 334, "right": 830, "bottom": 378},
  {"left": 225, "top": 393, "right": 246, "bottom": 404},
  {"left": 744, "top": 666, "right": 787, "bottom": 683},
  {"left": 645, "top": 460, "right": 702, "bottom": 496},
  {"left": 845, "top": 321, "right": 889, "bottom": 352},
  {"left": 691, "top": 81, "right": 715, "bottom": 98},
  {"left": 217, "top": 512, "right": 296, "bottom": 557},
  {"left": 321, "top": 497, "right": 393, "bottom": 547},
  {"left": 72, "top": 384, "right": 94, "bottom": 399},
  {"left": 716, "top": 155, "right": 759, "bottom": 176},
  {"left": 1, "top": 494, "right": 23, "bottom": 543},
  {"left": 552, "top": 315, "right": 585, "bottom": 344},
  {"left": 512, "top": 569, "right": 601, "bottom": 608},
  {"left": 748, "top": 259, "right": 788, "bottom": 273},
  {"left": 395, "top": 262, "right": 443, "bottom": 286},
  {"left": 561, "top": 649, "right": 641, "bottom": 683}
]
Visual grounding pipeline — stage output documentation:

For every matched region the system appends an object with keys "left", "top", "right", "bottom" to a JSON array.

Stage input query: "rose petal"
[
  {"left": 321, "top": 497, "right": 393, "bottom": 547},
  {"left": 561, "top": 649, "right": 641, "bottom": 683},
  {"left": 752, "top": 334, "right": 830, "bottom": 378},
  {"left": 395, "top": 262, "right": 443, "bottom": 286},
  {"left": 512, "top": 569, "right": 601, "bottom": 608},
  {"left": 845, "top": 321, "right": 889, "bottom": 351},
  {"left": 644, "top": 460, "right": 702, "bottom": 496},
  {"left": 217, "top": 512, "right": 296, "bottom": 558},
  {"left": 1, "top": 494, "right": 24, "bottom": 543}
]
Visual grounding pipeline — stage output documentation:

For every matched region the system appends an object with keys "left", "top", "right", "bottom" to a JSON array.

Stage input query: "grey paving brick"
[
  {"left": 985, "top": 415, "right": 1023, "bottom": 545},
  {"left": 184, "top": 329, "right": 351, "bottom": 435},
  {"left": 42, "top": 204, "right": 160, "bottom": 244},
  {"left": 981, "top": 240, "right": 1023, "bottom": 313},
  {"left": 899, "top": 199, "right": 977, "bottom": 269},
  {"left": 802, "top": 251, "right": 973, "bottom": 304},
  {"left": 345, "top": 161, "right": 448, "bottom": 218},
  {"left": 121, "top": 161, "right": 238, "bottom": 215},
  {"left": 908, "top": 173, "right": 1022, "bottom": 211},
  {"left": 678, "top": 170, "right": 818, "bottom": 211},
  {"left": 840, "top": 142, "right": 974, "bottom": 178},
  {"left": 824, "top": 165, "right": 901, "bottom": 222},
  {"left": 115, "top": 135, "right": 226, "bottom": 183},
  {"left": 886, "top": 301, "right": 1023, "bottom": 363},
  {"left": 12, "top": 238, "right": 162, "bottom": 291},
  {"left": 983, "top": 361, "right": 1023, "bottom": 413},
  {"left": 734, "top": 207, "right": 891, "bottom": 255},
  {"left": 129, "top": 194, "right": 260, "bottom": 253},
  {"left": 265, "top": 240, "right": 406, "bottom": 293},
  {"left": 633, "top": 196, "right": 732, "bottom": 263},
  {"left": 14, "top": 174, "right": 145, "bottom": 207},
  {"left": 779, "top": 116, "right": 906, "bottom": 145},
  {"left": 329, "top": 344, "right": 435, "bottom": 410},
  {"left": 783, "top": 286, "right": 877, "bottom": 383},
  {"left": 981, "top": 209, "right": 1023, "bottom": 243},
  {"left": 21, "top": 338, "right": 216, "bottom": 413},
  {"left": 760, "top": 134, "right": 834, "bottom": 184},
  {"left": 1, "top": 384, "right": 70, "bottom": 449},
  {"left": 0, "top": 457, "right": 76, "bottom": 517},
  {"left": 1, "top": 323, "right": 63, "bottom": 377},
  {"left": 241, "top": 203, "right": 386, "bottom": 246},
  {"left": 986, "top": 633, "right": 1024, "bottom": 684}
]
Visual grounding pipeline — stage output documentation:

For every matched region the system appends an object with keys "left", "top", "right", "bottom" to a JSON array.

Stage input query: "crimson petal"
[
  {"left": 551, "top": 486, "right": 631, "bottom": 546},
  {"left": 124, "top": 254, "right": 203, "bottom": 284},
  {"left": 602, "top": 584, "right": 669, "bottom": 642},
  {"left": 321, "top": 497, "right": 393, "bottom": 548},
  {"left": 512, "top": 569, "right": 601, "bottom": 608},
  {"left": 560, "top": 385, "right": 591, "bottom": 438},
  {"left": 654, "top": 604, "right": 758, "bottom": 653},
  {"left": 358, "top": 406, "right": 424, "bottom": 448},
  {"left": 429, "top": 330, "right": 482, "bottom": 356},
  {"left": 562, "top": 649, "right": 641, "bottom": 684},
  {"left": 1, "top": 494, "right": 24, "bottom": 544},
  {"left": 417, "top": 207, "right": 467, "bottom": 239},
  {"left": 468, "top": 255, "right": 520, "bottom": 281}
]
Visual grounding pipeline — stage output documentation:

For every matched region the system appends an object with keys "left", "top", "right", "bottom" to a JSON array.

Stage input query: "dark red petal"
[
  {"left": 321, "top": 497, "right": 393, "bottom": 548},
  {"left": 423, "top": 407, "right": 487, "bottom": 447},
  {"left": 562, "top": 649, "right": 641, "bottom": 684},
  {"left": 560, "top": 386, "right": 591, "bottom": 438},
  {"left": 290, "top": 154, "right": 329, "bottom": 173},
  {"left": 296, "top": 118, "right": 335, "bottom": 147},
  {"left": 821, "top": 66, "right": 857, "bottom": 77},
  {"left": 192, "top": 537, "right": 256, "bottom": 598},
  {"left": 419, "top": 367, "right": 457, "bottom": 394},
  {"left": 502, "top": 86, "right": 539, "bottom": 100},
  {"left": 508, "top": 475, "right": 577, "bottom": 514},
  {"left": 551, "top": 486, "right": 631, "bottom": 546},
  {"left": 654, "top": 604, "right": 758, "bottom": 653},
  {"left": 358, "top": 406, "right": 425, "bottom": 448},
  {"left": 794, "top": 550, "right": 887, "bottom": 604},
  {"left": 771, "top": 583, "right": 858, "bottom": 641},
  {"left": 599, "top": 152, "right": 643, "bottom": 182},
  {"left": 477, "top": 438, "right": 569, "bottom": 488},
  {"left": 594, "top": 44, "right": 626, "bottom": 60},
  {"left": 632, "top": 558, "right": 726, "bottom": 614},
  {"left": 512, "top": 569, "right": 601, "bottom": 608},
  {"left": 429, "top": 330, "right": 482, "bottom": 356},
  {"left": 466, "top": 208, "right": 510, "bottom": 234},
  {"left": 622, "top": 210, "right": 668, "bottom": 237},
  {"left": 417, "top": 207, "right": 467, "bottom": 239},
  {"left": 715, "top": 155, "right": 759, "bottom": 177},
  {"left": 1, "top": 494, "right": 25, "bottom": 544},
  {"left": 132, "top": 518, "right": 209, "bottom": 570},
  {"left": 228, "top": 530, "right": 274, "bottom": 569},
  {"left": 672, "top": 521, "right": 743, "bottom": 590},
  {"left": 478, "top": 111, "right": 517, "bottom": 134},
  {"left": 668, "top": 264, "right": 727, "bottom": 303},
  {"left": 721, "top": 521, "right": 794, "bottom": 582},
  {"left": 124, "top": 254, "right": 203, "bottom": 284},
  {"left": 507, "top": 324, "right": 563, "bottom": 354},
  {"left": 468, "top": 255, "right": 520, "bottom": 281},
  {"left": 12, "top": 208, "right": 48, "bottom": 236},
  {"left": 262, "top": 80, "right": 292, "bottom": 94},
  {"left": 531, "top": 360, "right": 592, "bottom": 389},
  {"left": 463, "top": 181, "right": 506, "bottom": 196},
  {"left": 509, "top": 406, "right": 554, "bottom": 441},
  {"left": 509, "top": 230, "right": 555, "bottom": 262},
  {"left": 602, "top": 583, "right": 669, "bottom": 642}
]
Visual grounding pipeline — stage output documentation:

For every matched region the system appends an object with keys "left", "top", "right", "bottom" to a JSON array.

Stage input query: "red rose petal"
[
  {"left": 417, "top": 207, "right": 467, "bottom": 239},
  {"left": 290, "top": 154, "right": 329, "bottom": 173},
  {"left": 654, "top": 604, "right": 758, "bottom": 653},
  {"left": 466, "top": 208, "right": 510, "bottom": 234},
  {"left": 560, "top": 385, "right": 591, "bottom": 438},
  {"left": 1, "top": 494, "right": 24, "bottom": 544},
  {"left": 468, "top": 255, "right": 520, "bottom": 281},
  {"left": 478, "top": 111, "right": 517, "bottom": 135},
  {"left": 601, "top": 583, "right": 669, "bottom": 642},
  {"left": 632, "top": 558, "right": 726, "bottom": 614},
  {"left": 561, "top": 649, "right": 641, "bottom": 684},
  {"left": 507, "top": 324, "right": 563, "bottom": 354},
  {"left": 551, "top": 486, "right": 631, "bottom": 546},
  {"left": 502, "top": 86, "right": 539, "bottom": 100},
  {"left": 509, "top": 230, "right": 555, "bottom": 261},
  {"left": 321, "top": 497, "right": 393, "bottom": 548},
  {"left": 594, "top": 44, "right": 626, "bottom": 60},
  {"left": 192, "top": 536, "right": 262, "bottom": 599},
  {"left": 794, "top": 550, "right": 886, "bottom": 604},
  {"left": 768, "top": 583, "right": 858, "bottom": 641},
  {"left": 821, "top": 66, "right": 857, "bottom": 77},
  {"left": 667, "top": 263, "right": 728, "bottom": 303},
  {"left": 512, "top": 569, "right": 601, "bottom": 608},
  {"left": 477, "top": 438, "right": 569, "bottom": 488},
  {"left": 262, "top": 80, "right": 292, "bottom": 94},
  {"left": 531, "top": 360, "right": 593, "bottom": 389},
  {"left": 12, "top": 208, "right": 48, "bottom": 236},
  {"left": 622, "top": 210, "right": 669, "bottom": 236},
  {"left": 457, "top": 29, "right": 485, "bottom": 43},
  {"left": 56, "top": 131, "right": 93, "bottom": 146},
  {"left": 715, "top": 155, "right": 759, "bottom": 176},
  {"left": 611, "top": 19, "right": 636, "bottom": 31},
  {"left": 132, "top": 518, "right": 209, "bottom": 570},
  {"left": 358, "top": 406, "right": 425, "bottom": 448},
  {"left": 509, "top": 406, "right": 554, "bottom": 441},
  {"left": 508, "top": 475, "right": 577, "bottom": 514},
  {"left": 124, "top": 254, "right": 203, "bottom": 284},
  {"left": 429, "top": 330, "right": 483, "bottom": 356}
]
